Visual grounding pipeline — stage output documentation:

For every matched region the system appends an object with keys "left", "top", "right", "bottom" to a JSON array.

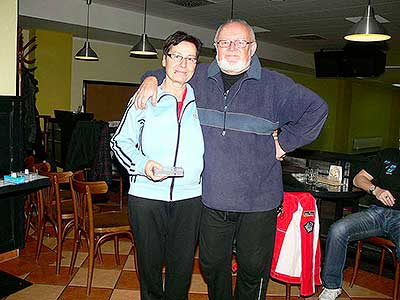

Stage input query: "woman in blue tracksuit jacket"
[{"left": 110, "top": 31, "right": 204, "bottom": 300}]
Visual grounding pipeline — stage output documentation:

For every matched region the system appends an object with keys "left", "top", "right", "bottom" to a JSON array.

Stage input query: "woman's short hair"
[{"left": 163, "top": 31, "right": 202, "bottom": 58}]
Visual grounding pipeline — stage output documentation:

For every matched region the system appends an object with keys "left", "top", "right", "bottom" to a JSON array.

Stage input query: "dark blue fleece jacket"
[{"left": 144, "top": 55, "right": 328, "bottom": 212}]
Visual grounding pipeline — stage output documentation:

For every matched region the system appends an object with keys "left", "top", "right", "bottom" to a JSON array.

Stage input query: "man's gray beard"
[{"left": 216, "top": 56, "right": 251, "bottom": 74}]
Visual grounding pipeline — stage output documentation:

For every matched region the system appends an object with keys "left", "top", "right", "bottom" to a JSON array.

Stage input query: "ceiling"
[
  {"left": 20, "top": 0, "right": 400, "bottom": 83},
  {"left": 92, "top": 0, "right": 400, "bottom": 55},
  {"left": 93, "top": 0, "right": 400, "bottom": 83}
]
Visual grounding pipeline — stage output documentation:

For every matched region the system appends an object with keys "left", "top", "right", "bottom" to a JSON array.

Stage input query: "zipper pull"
[
  {"left": 222, "top": 90, "right": 229, "bottom": 136},
  {"left": 222, "top": 105, "right": 228, "bottom": 136}
]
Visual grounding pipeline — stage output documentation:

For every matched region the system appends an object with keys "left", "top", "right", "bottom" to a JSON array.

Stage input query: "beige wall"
[
  {"left": 71, "top": 39, "right": 161, "bottom": 111},
  {"left": 0, "top": 0, "right": 17, "bottom": 95},
  {"left": 71, "top": 38, "right": 213, "bottom": 111}
]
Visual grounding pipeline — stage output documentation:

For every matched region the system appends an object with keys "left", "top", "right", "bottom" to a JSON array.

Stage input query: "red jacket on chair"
[{"left": 270, "top": 192, "right": 322, "bottom": 297}]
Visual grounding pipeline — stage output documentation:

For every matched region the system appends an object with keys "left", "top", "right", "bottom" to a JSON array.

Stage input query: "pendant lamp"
[
  {"left": 130, "top": 0, "right": 157, "bottom": 57},
  {"left": 75, "top": 0, "right": 99, "bottom": 61},
  {"left": 344, "top": 0, "right": 391, "bottom": 42}
]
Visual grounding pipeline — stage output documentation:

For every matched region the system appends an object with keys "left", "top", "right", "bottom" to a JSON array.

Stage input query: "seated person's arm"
[{"left": 353, "top": 169, "right": 395, "bottom": 207}]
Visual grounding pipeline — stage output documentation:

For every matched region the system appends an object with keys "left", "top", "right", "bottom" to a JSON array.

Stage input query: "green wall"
[
  {"left": 348, "top": 82, "right": 394, "bottom": 152},
  {"left": 33, "top": 29, "right": 72, "bottom": 116},
  {"left": 279, "top": 71, "right": 339, "bottom": 152},
  {"left": 276, "top": 68, "right": 400, "bottom": 154}
]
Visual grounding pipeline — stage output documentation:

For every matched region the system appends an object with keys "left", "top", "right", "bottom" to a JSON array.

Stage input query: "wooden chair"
[
  {"left": 24, "top": 155, "right": 36, "bottom": 238},
  {"left": 24, "top": 155, "right": 35, "bottom": 170},
  {"left": 36, "top": 171, "right": 74, "bottom": 274},
  {"left": 111, "top": 174, "right": 124, "bottom": 211},
  {"left": 38, "top": 114, "right": 51, "bottom": 154},
  {"left": 84, "top": 168, "right": 125, "bottom": 212},
  {"left": 24, "top": 160, "right": 51, "bottom": 239},
  {"left": 350, "top": 237, "right": 400, "bottom": 300},
  {"left": 32, "top": 161, "right": 52, "bottom": 174},
  {"left": 69, "top": 172, "right": 135, "bottom": 295}
]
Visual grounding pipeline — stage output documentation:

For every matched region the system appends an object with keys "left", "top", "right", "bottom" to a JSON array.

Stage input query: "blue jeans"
[{"left": 322, "top": 205, "right": 400, "bottom": 289}]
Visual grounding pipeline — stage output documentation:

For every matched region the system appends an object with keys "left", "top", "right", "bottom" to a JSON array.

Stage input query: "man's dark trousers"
[{"left": 199, "top": 204, "right": 277, "bottom": 300}]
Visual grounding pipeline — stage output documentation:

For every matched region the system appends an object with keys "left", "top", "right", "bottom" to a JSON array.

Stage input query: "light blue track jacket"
[{"left": 110, "top": 84, "right": 204, "bottom": 201}]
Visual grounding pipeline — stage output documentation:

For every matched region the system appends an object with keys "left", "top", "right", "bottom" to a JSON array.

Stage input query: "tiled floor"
[{"left": 0, "top": 229, "right": 397, "bottom": 300}]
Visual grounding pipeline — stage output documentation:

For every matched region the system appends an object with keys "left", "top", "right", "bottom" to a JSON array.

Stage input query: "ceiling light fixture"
[
  {"left": 344, "top": 0, "right": 391, "bottom": 42},
  {"left": 75, "top": 0, "right": 99, "bottom": 61},
  {"left": 130, "top": 0, "right": 158, "bottom": 57},
  {"left": 386, "top": 65, "right": 400, "bottom": 70}
]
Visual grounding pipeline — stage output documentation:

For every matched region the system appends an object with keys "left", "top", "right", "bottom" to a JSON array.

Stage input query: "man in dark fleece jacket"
[{"left": 133, "top": 19, "right": 328, "bottom": 300}]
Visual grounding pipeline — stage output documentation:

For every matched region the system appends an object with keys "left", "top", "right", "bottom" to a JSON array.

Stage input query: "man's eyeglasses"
[
  {"left": 167, "top": 53, "right": 197, "bottom": 64},
  {"left": 215, "top": 40, "right": 254, "bottom": 49}
]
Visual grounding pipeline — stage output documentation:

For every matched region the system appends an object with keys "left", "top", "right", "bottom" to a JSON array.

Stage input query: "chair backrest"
[
  {"left": 40, "top": 171, "right": 73, "bottom": 215},
  {"left": 368, "top": 236, "right": 396, "bottom": 248},
  {"left": 366, "top": 236, "right": 397, "bottom": 264},
  {"left": 73, "top": 170, "right": 86, "bottom": 181},
  {"left": 70, "top": 173, "right": 108, "bottom": 236},
  {"left": 36, "top": 174, "right": 55, "bottom": 219},
  {"left": 32, "top": 161, "right": 51, "bottom": 173},
  {"left": 53, "top": 171, "right": 74, "bottom": 185},
  {"left": 24, "top": 155, "right": 35, "bottom": 170}
]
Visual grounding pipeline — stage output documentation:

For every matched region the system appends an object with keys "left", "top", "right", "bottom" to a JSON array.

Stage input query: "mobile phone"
[{"left": 153, "top": 166, "right": 184, "bottom": 177}]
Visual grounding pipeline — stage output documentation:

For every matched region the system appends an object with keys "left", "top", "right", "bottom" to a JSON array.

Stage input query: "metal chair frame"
[{"left": 350, "top": 237, "right": 400, "bottom": 300}]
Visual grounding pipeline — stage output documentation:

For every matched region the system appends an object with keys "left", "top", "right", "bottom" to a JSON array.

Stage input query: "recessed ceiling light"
[
  {"left": 289, "top": 34, "right": 327, "bottom": 40},
  {"left": 345, "top": 15, "right": 390, "bottom": 24},
  {"left": 167, "top": 0, "right": 216, "bottom": 8},
  {"left": 252, "top": 26, "right": 270, "bottom": 33}
]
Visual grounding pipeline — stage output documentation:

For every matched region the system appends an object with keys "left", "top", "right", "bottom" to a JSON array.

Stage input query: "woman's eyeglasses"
[{"left": 167, "top": 53, "right": 197, "bottom": 64}]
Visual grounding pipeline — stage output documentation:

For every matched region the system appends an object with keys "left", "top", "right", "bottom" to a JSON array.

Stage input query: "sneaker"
[{"left": 319, "top": 287, "right": 342, "bottom": 300}]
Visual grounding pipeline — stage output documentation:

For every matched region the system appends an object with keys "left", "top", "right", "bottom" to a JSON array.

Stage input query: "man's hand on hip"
[{"left": 273, "top": 130, "right": 286, "bottom": 161}]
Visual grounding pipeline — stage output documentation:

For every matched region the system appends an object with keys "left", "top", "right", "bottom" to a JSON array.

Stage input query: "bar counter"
[{"left": 0, "top": 175, "right": 50, "bottom": 254}]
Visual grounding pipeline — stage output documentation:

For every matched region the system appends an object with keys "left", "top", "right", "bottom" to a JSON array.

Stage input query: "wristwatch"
[{"left": 368, "top": 184, "right": 377, "bottom": 195}]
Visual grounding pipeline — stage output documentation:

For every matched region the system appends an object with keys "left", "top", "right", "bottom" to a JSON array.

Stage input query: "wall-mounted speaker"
[{"left": 314, "top": 44, "right": 386, "bottom": 78}]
